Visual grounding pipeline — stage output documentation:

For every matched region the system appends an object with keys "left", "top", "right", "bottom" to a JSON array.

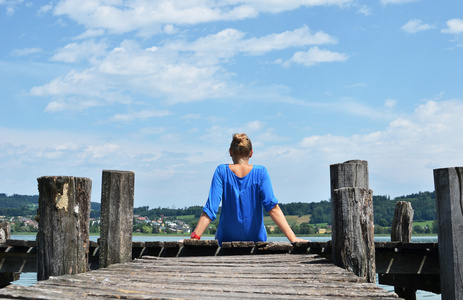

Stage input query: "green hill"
[{"left": 0, "top": 191, "right": 436, "bottom": 226}]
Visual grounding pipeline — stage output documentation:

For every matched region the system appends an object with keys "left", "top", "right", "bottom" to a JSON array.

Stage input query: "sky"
[{"left": 1, "top": 0, "right": 462, "bottom": 209}]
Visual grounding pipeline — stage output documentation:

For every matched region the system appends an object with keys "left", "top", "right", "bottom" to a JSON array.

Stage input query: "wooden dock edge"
[{"left": 0, "top": 239, "right": 440, "bottom": 295}]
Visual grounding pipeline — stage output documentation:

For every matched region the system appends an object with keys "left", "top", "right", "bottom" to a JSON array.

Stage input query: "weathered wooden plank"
[
  {"left": 180, "top": 239, "right": 219, "bottom": 256},
  {"left": 255, "top": 241, "right": 293, "bottom": 254},
  {"left": 218, "top": 241, "right": 255, "bottom": 255},
  {"left": 0, "top": 240, "right": 440, "bottom": 274},
  {"left": 0, "top": 254, "right": 399, "bottom": 299},
  {"left": 4, "top": 240, "right": 36, "bottom": 248},
  {"left": 159, "top": 241, "right": 181, "bottom": 257},
  {"left": 142, "top": 241, "right": 163, "bottom": 257},
  {"left": 376, "top": 249, "right": 439, "bottom": 275},
  {"left": 379, "top": 274, "right": 440, "bottom": 294},
  {"left": 131, "top": 241, "right": 145, "bottom": 259}
]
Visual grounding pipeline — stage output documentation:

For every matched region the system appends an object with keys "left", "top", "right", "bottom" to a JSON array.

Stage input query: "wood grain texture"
[
  {"left": 99, "top": 170, "right": 135, "bottom": 269},
  {"left": 36, "top": 176, "right": 91, "bottom": 281},
  {"left": 330, "top": 160, "right": 375, "bottom": 284},
  {"left": 0, "top": 254, "right": 400, "bottom": 299},
  {"left": 391, "top": 202, "right": 413, "bottom": 243},
  {"left": 433, "top": 167, "right": 463, "bottom": 300}
]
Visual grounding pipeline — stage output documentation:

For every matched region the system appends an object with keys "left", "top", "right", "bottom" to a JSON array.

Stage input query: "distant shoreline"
[{"left": 10, "top": 232, "right": 438, "bottom": 238}]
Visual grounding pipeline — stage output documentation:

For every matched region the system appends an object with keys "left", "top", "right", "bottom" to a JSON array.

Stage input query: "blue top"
[{"left": 202, "top": 164, "right": 278, "bottom": 244}]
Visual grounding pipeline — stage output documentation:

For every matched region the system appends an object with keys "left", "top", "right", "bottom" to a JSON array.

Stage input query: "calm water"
[{"left": 9, "top": 235, "right": 441, "bottom": 299}]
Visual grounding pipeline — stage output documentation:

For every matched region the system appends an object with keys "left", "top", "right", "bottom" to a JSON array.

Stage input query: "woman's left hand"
[{"left": 290, "top": 238, "right": 310, "bottom": 243}]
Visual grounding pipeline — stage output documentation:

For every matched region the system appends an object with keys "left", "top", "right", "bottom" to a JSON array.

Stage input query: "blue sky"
[{"left": 1, "top": 0, "right": 462, "bottom": 208}]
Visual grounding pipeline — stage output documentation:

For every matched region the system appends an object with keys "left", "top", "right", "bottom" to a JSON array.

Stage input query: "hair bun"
[{"left": 230, "top": 133, "right": 252, "bottom": 157}]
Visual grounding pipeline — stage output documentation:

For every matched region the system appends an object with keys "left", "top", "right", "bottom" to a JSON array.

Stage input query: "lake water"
[{"left": 9, "top": 235, "right": 441, "bottom": 299}]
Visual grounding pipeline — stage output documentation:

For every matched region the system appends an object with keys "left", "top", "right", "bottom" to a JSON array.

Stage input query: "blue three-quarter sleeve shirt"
[{"left": 202, "top": 164, "right": 278, "bottom": 244}]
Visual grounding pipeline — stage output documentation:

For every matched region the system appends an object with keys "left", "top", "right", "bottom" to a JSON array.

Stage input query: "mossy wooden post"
[
  {"left": 391, "top": 201, "right": 415, "bottom": 299},
  {"left": 99, "top": 170, "right": 135, "bottom": 268},
  {"left": 433, "top": 167, "right": 463, "bottom": 300},
  {"left": 36, "top": 176, "right": 92, "bottom": 281},
  {"left": 330, "top": 160, "right": 375, "bottom": 283}
]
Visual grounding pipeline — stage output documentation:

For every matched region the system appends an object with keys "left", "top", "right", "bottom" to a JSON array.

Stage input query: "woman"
[{"left": 190, "top": 133, "right": 306, "bottom": 244}]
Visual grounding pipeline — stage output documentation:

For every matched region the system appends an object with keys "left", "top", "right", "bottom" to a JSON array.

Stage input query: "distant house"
[{"left": 24, "top": 220, "right": 38, "bottom": 229}]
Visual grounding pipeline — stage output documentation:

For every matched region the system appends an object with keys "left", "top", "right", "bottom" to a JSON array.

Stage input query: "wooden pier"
[
  {"left": 0, "top": 239, "right": 441, "bottom": 298},
  {"left": 0, "top": 252, "right": 399, "bottom": 299},
  {"left": 0, "top": 161, "right": 459, "bottom": 299}
]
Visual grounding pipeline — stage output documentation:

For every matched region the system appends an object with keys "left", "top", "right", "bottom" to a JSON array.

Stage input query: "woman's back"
[
  {"left": 228, "top": 163, "right": 253, "bottom": 178},
  {"left": 203, "top": 164, "right": 278, "bottom": 244}
]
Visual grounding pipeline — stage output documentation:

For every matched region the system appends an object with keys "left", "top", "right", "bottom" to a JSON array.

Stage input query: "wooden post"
[
  {"left": 36, "top": 176, "right": 92, "bottom": 281},
  {"left": 433, "top": 167, "right": 463, "bottom": 300},
  {"left": 391, "top": 201, "right": 414, "bottom": 243},
  {"left": 330, "top": 160, "right": 375, "bottom": 283},
  {"left": 391, "top": 201, "right": 415, "bottom": 299},
  {"left": 0, "top": 222, "right": 10, "bottom": 243},
  {"left": 99, "top": 170, "right": 135, "bottom": 268}
]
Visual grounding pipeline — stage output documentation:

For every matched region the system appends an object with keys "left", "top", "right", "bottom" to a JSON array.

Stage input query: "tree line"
[{"left": 0, "top": 191, "right": 437, "bottom": 234}]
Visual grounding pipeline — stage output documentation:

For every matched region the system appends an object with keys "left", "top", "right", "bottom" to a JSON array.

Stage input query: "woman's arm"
[
  {"left": 268, "top": 204, "right": 307, "bottom": 243},
  {"left": 191, "top": 212, "right": 212, "bottom": 239}
]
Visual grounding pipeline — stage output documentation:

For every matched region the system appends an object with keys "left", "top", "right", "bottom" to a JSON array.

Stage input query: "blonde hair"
[{"left": 230, "top": 133, "right": 252, "bottom": 158}]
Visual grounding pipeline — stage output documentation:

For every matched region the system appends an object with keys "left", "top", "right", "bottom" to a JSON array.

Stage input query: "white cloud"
[
  {"left": 106, "top": 109, "right": 171, "bottom": 123},
  {"left": 166, "top": 25, "right": 336, "bottom": 66},
  {"left": 31, "top": 67, "right": 135, "bottom": 112},
  {"left": 182, "top": 113, "right": 201, "bottom": 120},
  {"left": 31, "top": 68, "right": 108, "bottom": 97},
  {"left": 240, "top": 25, "right": 336, "bottom": 54},
  {"left": 32, "top": 37, "right": 236, "bottom": 107},
  {"left": 73, "top": 29, "right": 106, "bottom": 40},
  {"left": 29, "top": 16, "right": 341, "bottom": 109},
  {"left": 245, "top": 120, "right": 265, "bottom": 131},
  {"left": 162, "top": 24, "right": 178, "bottom": 35},
  {"left": 380, "top": 0, "right": 420, "bottom": 4},
  {"left": 52, "top": 0, "right": 353, "bottom": 35},
  {"left": 37, "top": 3, "right": 53, "bottom": 15},
  {"left": 344, "top": 82, "right": 367, "bottom": 89},
  {"left": 356, "top": 5, "right": 372, "bottom": 16},
  {"left": 10, "top": 47, "right": 42, "bottom": 56},
  {"left": 139, "top": 127, "right": 166, "bottom": 136},
  {"left": 442, "top": 18, "right": 463, "bottom": 35},
  {"left": 51, "top": 40, "right": 108, "bottom": 63},
  {"left": 282, "top": 46, "right": 349, "bottom": 67},
  {"left": 401, "top": 19, "right": 434, "bottom": 34},
  {"left": 384, "top": 99, "right": 397, "bottom": 108},
  {"left": 297, "top": 98, "right": 463, "bottom": 196},
  {"left": 83, "top": 143, "right": 120, "bottom": 160},
  {"left": 0, "top": 0, "right": 23, "bottom": 16}
]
